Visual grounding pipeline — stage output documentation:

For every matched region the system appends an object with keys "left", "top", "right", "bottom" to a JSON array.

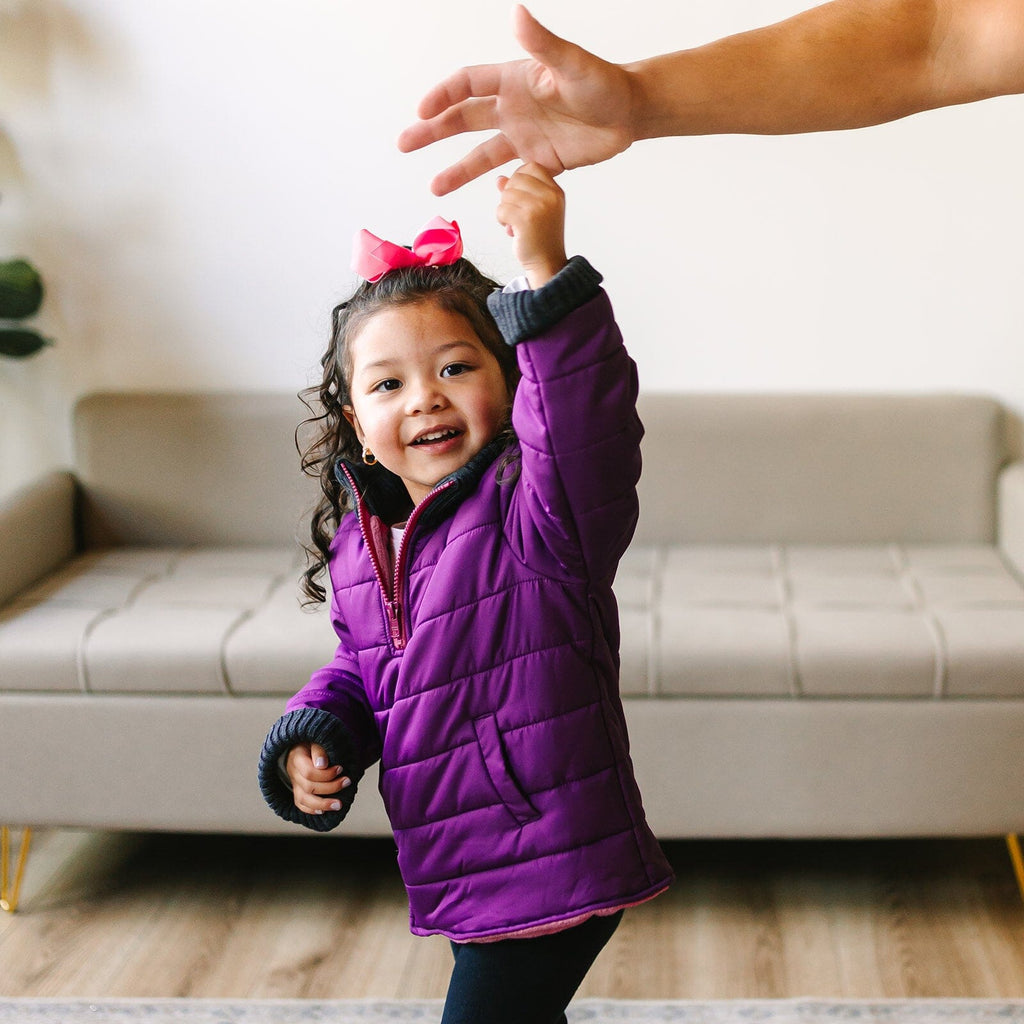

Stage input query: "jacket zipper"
[
  {"left": 343, "top": 467, "right": 455, "bottom": 651},
  {"left": 385, "top": 486, "right": 451, "bottom": 650}
]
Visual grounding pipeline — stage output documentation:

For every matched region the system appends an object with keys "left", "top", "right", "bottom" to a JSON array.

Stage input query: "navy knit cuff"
[
  {"left": 487, "top": 256, "right": 604, "bottom": 346},
  {"left": 258, "top": 706, "right": 365, "bottom": 833}
]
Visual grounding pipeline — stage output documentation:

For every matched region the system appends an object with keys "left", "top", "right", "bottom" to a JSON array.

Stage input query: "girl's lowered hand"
[
  {"left": 286, "top": 742, "right": 352, "bottom": 815},
  {"left": 496, "top": 162, "right": 567, "bottom": 289}
]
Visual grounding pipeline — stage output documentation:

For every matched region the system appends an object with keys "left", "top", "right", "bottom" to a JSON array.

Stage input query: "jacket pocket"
[{"left": 473, "top": 713, "right": 541, "bottom": 826}]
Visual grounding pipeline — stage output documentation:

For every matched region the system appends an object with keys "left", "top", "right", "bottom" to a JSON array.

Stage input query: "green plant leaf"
[
  {"left": 0, "top": 326, "right": 49, "bottom": 358},
  {"left": 0, "top": 259, "right": 44, "bottom": 319}
]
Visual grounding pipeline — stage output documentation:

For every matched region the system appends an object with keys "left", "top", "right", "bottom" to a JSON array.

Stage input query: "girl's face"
[{"left": 343, "top": 298, "right": 511, "bottom": 506}]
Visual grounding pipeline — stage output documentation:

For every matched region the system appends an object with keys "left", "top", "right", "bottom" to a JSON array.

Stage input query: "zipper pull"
[{"left": 386, "top": 599, "right": 405, "bottom": 650}]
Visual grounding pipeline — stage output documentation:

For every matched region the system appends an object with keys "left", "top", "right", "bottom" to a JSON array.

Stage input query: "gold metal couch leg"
[
  {"left": 1, "top": 826, "right": 33, "bottom": 913},
  {"left": 1007, "top": 834, "right": 1024, "bottom": 904}
]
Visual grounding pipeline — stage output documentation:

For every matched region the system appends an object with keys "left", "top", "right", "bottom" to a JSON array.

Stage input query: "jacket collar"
[{"left": 336, "top": 437, "right": 509, "bottom": 529}]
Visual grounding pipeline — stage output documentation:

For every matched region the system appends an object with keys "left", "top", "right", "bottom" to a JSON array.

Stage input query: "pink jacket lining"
[{"left": 453, "top": 884, "right": 670, "bottom": 944}]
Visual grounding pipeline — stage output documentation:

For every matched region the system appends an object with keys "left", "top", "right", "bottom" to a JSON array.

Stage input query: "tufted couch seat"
[{"left": 2, "top": 390, "right": 1024, "bottom": 842}]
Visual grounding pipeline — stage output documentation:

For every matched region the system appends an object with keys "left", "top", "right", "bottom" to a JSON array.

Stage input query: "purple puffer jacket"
[{"left": 259, "top": 257, "right": 673, "bottom": 942}]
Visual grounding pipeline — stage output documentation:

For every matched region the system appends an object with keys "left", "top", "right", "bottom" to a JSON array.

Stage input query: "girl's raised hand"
[
  {"left": 285, "top": 742, "right": 351, "bottom": 816},
  {"left": 496, "top": 162, "right": 567, "bottom": 289}
]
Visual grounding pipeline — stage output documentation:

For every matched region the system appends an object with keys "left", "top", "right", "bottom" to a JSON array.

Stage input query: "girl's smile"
[{"left": 343, "top": 298, "right": 511, "bottom": 506}]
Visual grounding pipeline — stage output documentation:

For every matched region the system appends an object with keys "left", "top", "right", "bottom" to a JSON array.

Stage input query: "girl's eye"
[
  {"left": 373, "top": 378, "right": 401, "bottom": 393},
  {"left": 441, "top": 362, "right": 471, "bottom": 378}
]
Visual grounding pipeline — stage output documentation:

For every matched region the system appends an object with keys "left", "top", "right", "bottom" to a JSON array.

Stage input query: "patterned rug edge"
[{"left": 2, "top": 997, "right": 1024, "bottom": 1023}]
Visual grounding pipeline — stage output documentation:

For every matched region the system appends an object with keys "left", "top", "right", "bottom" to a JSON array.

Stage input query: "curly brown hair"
[{"left": 297, "top": 259, "right": 520, "bottom": 603}]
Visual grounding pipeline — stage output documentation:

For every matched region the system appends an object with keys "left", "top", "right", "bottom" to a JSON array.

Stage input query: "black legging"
[{"left": 440, "top": 910, "right": 623, "bottom": 1024}]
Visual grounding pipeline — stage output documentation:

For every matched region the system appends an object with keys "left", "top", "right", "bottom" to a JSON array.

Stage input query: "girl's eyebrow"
[
  {"left": 432, "top": 340, "right": 480, "bottom": 359},
  {"left": 360, "top": 357, "right": 399, "bottom": 373}
]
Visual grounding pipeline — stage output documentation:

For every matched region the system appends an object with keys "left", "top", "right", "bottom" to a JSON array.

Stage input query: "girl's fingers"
[
  {"left": 496, "top": 162, "right": 565, "bottom": 274},
  {"left": 300, "top": 770, "right": 351, "bottom": 797},
  {"left": 497, "top": 193, "right": 559, "bottom": 233},
  {"left": 499, "top": 162, "right": 560, "bottom": 197},
  {"left": 295, "top": 762, "right": 346, "bottom": 785},
  {"left": 295, "top": 775, "right": 352, "bottom": 815},
  {"left": 501, "top": 173, "right": 546, "bottom": 201},
  {"left": 298, "top": 795, "right": 343, "bottom": 815},
  {"left": 507, "top": 161, "right": 561, "bottom": 190},
  {"left": 312, "top": 773, "right": 352, "bottom": 796},
  {"left": 286, "top": 743, "right": 355, "bottom": 814}
]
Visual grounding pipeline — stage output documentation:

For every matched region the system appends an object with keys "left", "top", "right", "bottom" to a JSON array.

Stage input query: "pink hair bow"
[{"left": 351, "top": 216, "right": 464, "bottom": 283}]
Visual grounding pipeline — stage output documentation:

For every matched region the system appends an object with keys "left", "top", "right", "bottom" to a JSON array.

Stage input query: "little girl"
[{"left": 258, "top": 164, "right": 673, "bottom": 1024}]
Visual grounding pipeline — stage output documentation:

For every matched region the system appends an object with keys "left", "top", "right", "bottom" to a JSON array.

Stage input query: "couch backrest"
[
  {"left": 74, "top": 392, "right": 320, "bottom": 547},
  {"left": 634, "top": 393, "right": 1008, "bottom": 544},
  {"left": 73, "top": 391, "right": 1009, "bottom": 549}
]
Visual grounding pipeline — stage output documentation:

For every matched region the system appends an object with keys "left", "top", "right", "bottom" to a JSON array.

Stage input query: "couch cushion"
[
  {"left": 9, "top": 541, "right": 1024, "bottom": 702},
  {"left": 222, "top": 580, "right": 339, "bottom": 695},
  {"left": 0, "top": 550, "right": 183, "bottom": 692},
  {"left": 615, "top": 542, "right": 1024, "bottom": 698},
  {"left": 658, "top": 607, "right": 794, "bottom": 696},
  {"left": 931, "top": 609, "right": 1024, "bottom": 696},
  {"left": 0, "top": 604, "right": 108, "bottom": 692},
  {"left": 73, "top": 392, "right": 321, "bottom": 547},
  {"left": 634, "top": 394, "right": 1006, "bottom": 545},
  {"left": 0, "top": 546, "right": 335, "bottom": 696}
]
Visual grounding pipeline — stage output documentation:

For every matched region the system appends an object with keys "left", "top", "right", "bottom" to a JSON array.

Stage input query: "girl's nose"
[{"left": 405, "top": 379, "right": 448, "bottom": 415}]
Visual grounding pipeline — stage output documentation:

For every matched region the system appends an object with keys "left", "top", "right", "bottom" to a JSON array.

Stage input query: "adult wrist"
[{"left": 620, "top": 58, "right": 665, "bottom": 142}]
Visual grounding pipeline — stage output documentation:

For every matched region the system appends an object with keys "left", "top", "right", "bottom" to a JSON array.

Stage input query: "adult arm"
[
  {"left": 399, "top": 0, "right": 1024, "bottom": 195},
  {"left": 631, "top": 0, "right": 1024, "bottom": 138}
]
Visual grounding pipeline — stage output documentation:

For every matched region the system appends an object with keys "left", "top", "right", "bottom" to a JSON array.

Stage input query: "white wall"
[{"left": 2, "top": 0, "right": 1023, "bottom": 497}]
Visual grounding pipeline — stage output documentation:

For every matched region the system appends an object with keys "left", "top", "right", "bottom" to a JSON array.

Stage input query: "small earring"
[{"left": 362, "top": 446, "right": 378, "bottom": 466}]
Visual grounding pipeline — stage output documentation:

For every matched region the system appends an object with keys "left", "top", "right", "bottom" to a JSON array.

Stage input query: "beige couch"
[{"left": 3, "top": 390, "right": 1024, "bottom": 848}]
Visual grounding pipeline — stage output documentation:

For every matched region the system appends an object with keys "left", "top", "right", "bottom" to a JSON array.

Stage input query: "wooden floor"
[{"left": 1, "top": 830, "right": 1023, "bottom": 999}]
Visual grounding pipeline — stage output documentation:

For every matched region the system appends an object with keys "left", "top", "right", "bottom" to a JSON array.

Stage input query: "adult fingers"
[
  {"left": 513, "top": 6, "right": 566, "bottom": 67},
  {"left": 513, "top": 5, "right": 596, "bottom": 83},
  {"left": 398, "top": 95, "right": 498, "bottom": 154},
  {"left": 410, "top": 6, "right": 570, "bottom": 127},
  {"left": 430, "top": 134, "right": 519, "bottom": 197},
  {"left": 413, "top": 64, "right": 504, "bottom": 123}
]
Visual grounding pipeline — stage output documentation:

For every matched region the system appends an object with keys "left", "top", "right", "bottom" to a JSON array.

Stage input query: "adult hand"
[{"left": 398, "top": 5, "right": 637, "bottom": 196}]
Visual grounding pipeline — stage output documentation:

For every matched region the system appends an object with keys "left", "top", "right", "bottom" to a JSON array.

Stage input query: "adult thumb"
[{"left": 513, "top": 5, "right": 588, "bottom": 76}]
